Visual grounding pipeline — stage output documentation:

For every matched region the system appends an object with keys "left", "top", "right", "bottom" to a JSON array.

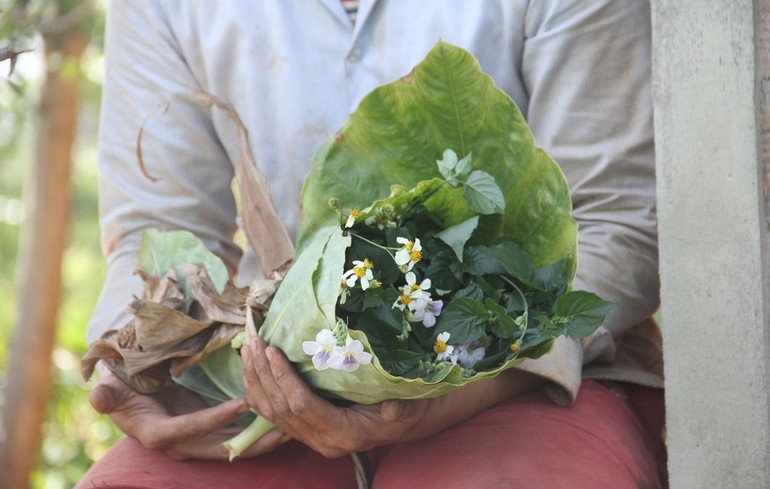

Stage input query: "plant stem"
[
  {"left": 500, "top": 275, "right": 529, "bottom": 340},
  {"left": 348, "top": 231, "right": 396, "bottom": 256},
  {"left": 223, "top": 415, "right": 276, "bottom": 461}
]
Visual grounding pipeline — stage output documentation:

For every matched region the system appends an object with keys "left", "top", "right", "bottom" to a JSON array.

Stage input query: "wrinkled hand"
[
  {"left": 242, "top": 336, "right": 432, "bottom": 459},
  {"left": 89, "top": 369, "right": 290, "bottom": 460}
]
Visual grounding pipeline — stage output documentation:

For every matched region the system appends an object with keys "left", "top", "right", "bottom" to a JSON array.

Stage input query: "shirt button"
[{"left": 348, "top": 48, "right": 362, "bottom": 62}]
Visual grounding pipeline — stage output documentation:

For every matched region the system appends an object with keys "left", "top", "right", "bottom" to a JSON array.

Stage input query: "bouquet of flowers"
[{"left": 82, "top": 41, "right": 613, "bottom": 460}]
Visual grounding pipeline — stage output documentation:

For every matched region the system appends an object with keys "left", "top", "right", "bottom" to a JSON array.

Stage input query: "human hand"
[
  {"left": 242, "top": 335, "right": 546, "bottom": 459},
  {"left": 241, "top": 336, "right": 432, "bottom": 458},
  {"left": 89, "top": 368, "right": 291, "bottom": 460}
]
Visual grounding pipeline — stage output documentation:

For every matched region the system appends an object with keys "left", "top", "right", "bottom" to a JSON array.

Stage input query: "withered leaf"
[
  {"left": 130, "top": 299, "right": 213, "bottom": 351},
  {"left": 245, "top": 275, "right": 283, "bottom": 315},
  {"left": 180, "top": 263, "right": 248, "bottom": 324},
  {"left": 136, "top": 267, "right": 186, "bottom": 308}
]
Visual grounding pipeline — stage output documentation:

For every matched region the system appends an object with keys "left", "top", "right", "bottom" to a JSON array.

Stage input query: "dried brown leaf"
[
  {"left": 246, "top": 276, "right": 282, "bottom": 315},
  {"left": 184, "top": 92, "right": 295, "bottom": 277},
  {"left": 130, "top": 300, "right": 213, "bottom": 351},
  {"left": 180, "top": 263, "right": 248, "bottom": 324},
  {"left": 136, "top": 268, "right": 186, "bottom": 307}
]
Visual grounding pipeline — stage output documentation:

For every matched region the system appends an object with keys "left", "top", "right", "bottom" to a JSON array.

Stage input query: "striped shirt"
[{"left": 341, "top": 0, "right": 359, "bottom": 23}]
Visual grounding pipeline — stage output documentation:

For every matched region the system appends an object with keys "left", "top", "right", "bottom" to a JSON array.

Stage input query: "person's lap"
[{"left": 75, "top": 380, "right": 665, "bottom": 489}]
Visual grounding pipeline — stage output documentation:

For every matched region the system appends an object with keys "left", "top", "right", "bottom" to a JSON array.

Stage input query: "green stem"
[
  {"left": 500, "top": 275, "right": 529, "bottom": 341},
  {"left": 348, "top": 231, "right": 397, "bottom": 256},
  {"left": 223, "top": 415, "right": 276, "bottom": 461}
]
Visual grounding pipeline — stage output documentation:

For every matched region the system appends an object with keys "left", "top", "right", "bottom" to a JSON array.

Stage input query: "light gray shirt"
[{"left": 91, "top": 0, "right": 662, "bottom": 403}]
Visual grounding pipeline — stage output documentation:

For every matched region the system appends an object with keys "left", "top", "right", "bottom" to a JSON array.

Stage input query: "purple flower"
[
  {"left": 412, "top": 298, "right": 444, "bottom": 327},
  {"left": 302, "top": 329, "right": 337, "bottom": 370},
  {"left": 328, "top": 340, "right": 372, "bottom": 372},
  {"left": 457, "top": 343, "right": 486, "bottom": 369}
]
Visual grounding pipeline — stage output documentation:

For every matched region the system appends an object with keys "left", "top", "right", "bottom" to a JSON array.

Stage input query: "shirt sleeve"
[
  {"left": 512, "top": 0, "right": 659, "bottom": 405},
  {"left": 87, "top": 0, "right": 242, "bottom": 344}
]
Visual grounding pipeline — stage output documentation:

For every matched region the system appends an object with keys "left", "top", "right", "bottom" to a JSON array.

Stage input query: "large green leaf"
[{"left": 298, "top": 41, "right": 577, "bottom": 274}]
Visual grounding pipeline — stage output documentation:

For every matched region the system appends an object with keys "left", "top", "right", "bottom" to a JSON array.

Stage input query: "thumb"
[
  {"left": 379, "top": 399, "right": 426, "bottom": 424},
  {"left": 90, "top": 381, "right": 120, "bottom": 414}
]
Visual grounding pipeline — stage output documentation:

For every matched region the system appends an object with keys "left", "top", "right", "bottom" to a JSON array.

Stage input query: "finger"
[
  {"left": 242, "top": 337, "right": 277, "bottom": 419},
  {"left": 89, "top": 370, "right": 131, "bottom": 414},
  {"left": 89, "top": 381, "right": 120, "bottom": 414},
  {"left": 250, "top": 339, "right": 356, "bottom": 457},
  {"left": 379, "top": 398, "right": 428, "bottom": 424},
  {"left": 262, "top": 346, "right": 362, "bottom": 456},
  {"left": 165, "top": 426, "right": 290, "bottom": 461},
  {"left": 250, "top": 340, "right": 322, "bottom": 440},
  {"left": 128, "top": 398, "right": 250, "bottom": 450},
  {"left": 265, "top": 346, "right": 337, "bottom": 428},
  {"left": 242, "top": 340, "right": 268, "bottom": 411}
]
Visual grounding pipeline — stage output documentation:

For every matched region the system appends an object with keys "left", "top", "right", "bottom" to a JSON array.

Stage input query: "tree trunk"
[{"left": 0, "top": 29, "right": 87, "bottom": 489}]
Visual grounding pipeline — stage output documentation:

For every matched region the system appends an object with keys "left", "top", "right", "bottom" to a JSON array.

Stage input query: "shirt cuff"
[{"left": 514, "top": 335, "right": 583, "bottom": 406}]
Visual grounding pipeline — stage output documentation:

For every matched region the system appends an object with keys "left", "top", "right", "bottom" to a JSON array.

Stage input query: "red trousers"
[{"left": 76, "top": 380, "right": 666, "bottom": 488}]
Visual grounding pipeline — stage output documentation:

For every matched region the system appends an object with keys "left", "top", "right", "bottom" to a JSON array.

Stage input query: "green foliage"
[{"left": 0, "top": 2, "right": 114, "bottom": 488}]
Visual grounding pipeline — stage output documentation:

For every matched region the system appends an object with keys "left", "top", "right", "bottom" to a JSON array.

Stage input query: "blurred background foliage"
[{"left": 1, "top": 1, "right": 122, "bottom": 487}]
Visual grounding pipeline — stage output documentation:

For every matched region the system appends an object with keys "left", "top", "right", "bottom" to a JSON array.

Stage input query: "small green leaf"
[
  {"left": 423, "top": 247, "right": 464, "bottom": 291},
  {"left": 555, "top": 291, "right": 615, "bottom": 338},
  {"left": 463, "top": 245, "right": 504, "bottom": 276},
  {"left": 483, "top": 240, "right": 533, "bottom": 282},
  {"left": 436, "top": 149, "right": 473, "bottom": 183},
  {"left": 435, "top": 216, "right": 479, "bottom": 262},
  {"left": 375, "top": 349, "right": 429, "bottom": 376},
  {"left": 462, "top": 170, "right": 505, "bottom": 215},
  {"left": 485, "top": 299, "right": 519, "bottom": 339},
  {"left": 434, "top": 297, "right": 488, "bottom": 345},
  {"left": 358, "top": 301, "right": 404, "bottom": 333},
  {"left": 436, "top": 148, "right": 459, "bottom": 180},
  {"left": 454, "top": 152, "right": 473, "bottom": 180},
  {"left": 454, "top": 282, "right": 486, "bottom": 302},
  {"left": 532, "top": 259, "right": 570, "bottom": 293}
]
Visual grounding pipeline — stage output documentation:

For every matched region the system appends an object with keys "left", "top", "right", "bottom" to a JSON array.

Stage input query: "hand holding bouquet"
[{"left": 82, "top": 41, "right": 613, "bottom": 460}]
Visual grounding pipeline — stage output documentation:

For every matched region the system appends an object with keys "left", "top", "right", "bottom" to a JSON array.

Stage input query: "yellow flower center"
[
  {"left": 510, "top": 343, "right": 520, "bottom": 352},
  {"left": 410, "top": 250, "right": 422, "bottom": 262},
  {"left": 400, "top": 294, "right": 412, "bottom": 305},
  {"left": 363, "top": 258, "right": 374, "bottom": 269},
  {"left": 354, "top": 266, "right": 366, "bottom": 278},
  {"left": 410, "top": 284, "right": 420, "bottom": 292},
  {"left": 434, "top": 339, "right": 447, "bottom": 353},
  {"left": 405, "top": 240, "right": 414, "bottom": 251},
  {"left": 350, "top": 209, "right": 362, "bottom": 218}
]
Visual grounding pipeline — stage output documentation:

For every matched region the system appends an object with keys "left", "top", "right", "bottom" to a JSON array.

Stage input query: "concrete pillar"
[{"left": 651, "top": 1, "right": 770, "bottom": 487}]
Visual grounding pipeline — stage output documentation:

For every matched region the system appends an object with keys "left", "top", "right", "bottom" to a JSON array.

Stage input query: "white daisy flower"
[
  {"left": 342, "top": 258, "right": 374, "bottom": 290},
  {"left": 434, "top": 331, "right": 455, "bottom": 362},
  {"left": 394, "top": 237, "right": 423, "bottom": 271},
  {"left": 392, "top": 272, "right": 431, "bottom": 310}
]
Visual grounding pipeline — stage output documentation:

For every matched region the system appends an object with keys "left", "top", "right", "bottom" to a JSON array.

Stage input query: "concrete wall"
[{"left": 651, "top": 1, "right": 770, "bottom": 487}]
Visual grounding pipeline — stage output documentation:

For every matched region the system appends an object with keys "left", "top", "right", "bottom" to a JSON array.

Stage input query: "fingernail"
[
  {"left": 237, "top": 399, "right": 250, "bottom": 414},
  {"left": 265, "top": 347, "right": 276, "bottom": 364}
]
